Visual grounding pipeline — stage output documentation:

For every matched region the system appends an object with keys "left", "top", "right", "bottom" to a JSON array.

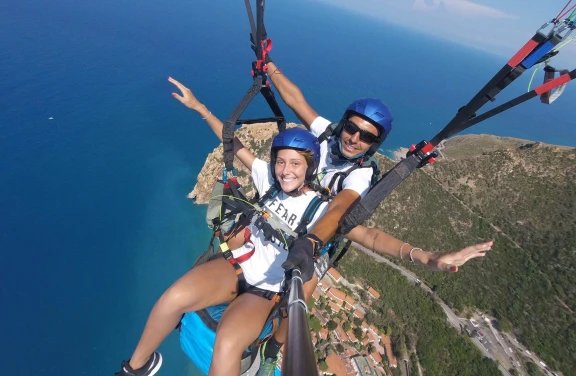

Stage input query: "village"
[{"left": 277, "top": 267, "right": 399, "bottom": 376}]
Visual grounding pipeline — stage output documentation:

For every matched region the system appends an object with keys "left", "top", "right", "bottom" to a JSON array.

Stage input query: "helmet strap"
[{"left": 284, "top": 184, "right": 309, "bottom": 197}]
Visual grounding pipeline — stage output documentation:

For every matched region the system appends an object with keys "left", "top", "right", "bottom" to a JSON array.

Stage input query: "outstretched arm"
[
  {"left": 169, "top": 77, "right": 256, "bottom": 170},
  {"left": 266, "top": 62, "right": 319, "bottom": 128},
  {"left": 345, "top": 225, "right": 493, "bottom": 272}
]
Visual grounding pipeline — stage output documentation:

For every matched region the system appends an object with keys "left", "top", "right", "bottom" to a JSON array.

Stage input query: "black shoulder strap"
[
  {"left": 293, "top": 196, "right": 325, "bottom": 237},
  {"left": 317, "top": 122, "right": 339, "bottom": 145},
  {"left": 336, "top": 166, "right": 361, "bottom": 194},
  {"left": 328, "top": 157, "right": 380, "bottom": 194},
  {"left": 256, "top": 182, "right": 281, "bottom": 205}
]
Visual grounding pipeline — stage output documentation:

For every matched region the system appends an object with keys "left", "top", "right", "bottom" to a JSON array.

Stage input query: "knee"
[
  {"left": 156, "top": 284, "right": 194, "bottom": 314},
  {"left": 213, "top": 326, "right": 245, "bottom": 358}
]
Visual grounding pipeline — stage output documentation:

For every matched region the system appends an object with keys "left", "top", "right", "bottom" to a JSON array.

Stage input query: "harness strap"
[
  {"left": 540, "top": 65, "right": 570, "bottom": 104},
  {"left": 293, "top": 196, "right": 325, "bottom": 236}
]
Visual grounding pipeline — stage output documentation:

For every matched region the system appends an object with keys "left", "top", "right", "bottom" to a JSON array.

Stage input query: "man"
[{"left": 256, "top": 61, "right": 493, "bottom": 375}]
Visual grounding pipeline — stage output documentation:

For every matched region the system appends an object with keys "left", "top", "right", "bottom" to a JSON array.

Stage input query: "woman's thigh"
[
  {"left": 162, "top": 257, "right": 240, "bottom": 312},
  {"left": 214, "top": 293, "right": 277, "bottom": 350}
]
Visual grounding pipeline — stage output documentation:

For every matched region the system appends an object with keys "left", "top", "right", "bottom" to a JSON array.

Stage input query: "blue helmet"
[
  {"left": 339, "top": 98, "right": 393, "bottom": 157},
  {"left": 271, "top": 127, "right": 320, "bottom": 183}
]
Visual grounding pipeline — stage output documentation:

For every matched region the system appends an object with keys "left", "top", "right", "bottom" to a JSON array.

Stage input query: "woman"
[{"left": 114, "top": 79, "right": 329, "bottom": 376}]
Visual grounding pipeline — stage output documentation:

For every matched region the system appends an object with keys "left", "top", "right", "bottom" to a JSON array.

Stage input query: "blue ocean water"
[{"left": 0, "top": 0, "right": 574, "bottom": 375}]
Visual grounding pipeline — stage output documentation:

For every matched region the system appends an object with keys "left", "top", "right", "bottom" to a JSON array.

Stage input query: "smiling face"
[
  {"left": 339, "top": 115, "right": 380, "bottom": 158},
  {"left": 274, "top": 148, "right": 309, "bottom": 193}
]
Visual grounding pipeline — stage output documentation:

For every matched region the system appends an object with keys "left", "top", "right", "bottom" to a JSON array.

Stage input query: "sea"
[{"left": 0, "top": 0, "right": 574, "bottom": 375}]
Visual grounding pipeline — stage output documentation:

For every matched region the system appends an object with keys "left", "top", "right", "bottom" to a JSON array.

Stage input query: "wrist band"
[
  {"left": 399, "top": 243, "right": 409, "bottom": 260},
  {"left": 305, "top": 233, "right": 324, "bottom": 257},
  {"left": 202, "top": 111, "right": 212, "bottom": 120},
  {"left": 409, "top": 247, "right": 422, "bottom": 264}
]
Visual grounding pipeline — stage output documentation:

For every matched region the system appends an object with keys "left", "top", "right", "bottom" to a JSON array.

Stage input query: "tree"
[
  {"left": 367, "top": 343, "right": 375, "bottom": 354},
  {"left": 526, "top": 362, "right": 543, "bottom": 376},
  {"left": 307, "top": 297, "right": 316, "bottom": 312},
  {"left": 353, "top": 327, "right": 363, "bottom": 340},
  {"left": 386, "top": 326, "right": 392, "bottom": 336},
  {"left": 309, "top": 315, "right": 322, "bottom": 333},
  {"left": 343, "top": 321, "right": 351, "bottom": 331},
  {"left": 499, "top": 318, "right": 513, "bottom": 333},
  {"left": 318, "top": 360, "right": 328, "bottom": 372},
  {"left": 327, "top": 320, "right": 337, "bottom": 331},
  {"left": 336, "top": 343, "right": 344, "bottom": 353}
]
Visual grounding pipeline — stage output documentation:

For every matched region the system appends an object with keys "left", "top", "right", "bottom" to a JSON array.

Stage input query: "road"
[{"left": 354, "top": 245, "right": 512, "bottom": 376}]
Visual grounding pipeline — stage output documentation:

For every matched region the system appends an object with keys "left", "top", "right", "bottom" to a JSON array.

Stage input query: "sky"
[{"left": 316, "top": 0, "right": 576, "bottom": 65}]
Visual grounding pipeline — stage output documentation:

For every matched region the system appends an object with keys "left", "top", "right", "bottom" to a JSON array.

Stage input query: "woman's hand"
[
  {"left": 168, "top": 77, "right": 203, "bottom": 111},
  {"left": 427, "top": 240, "right": 493, "bottom": 272}
]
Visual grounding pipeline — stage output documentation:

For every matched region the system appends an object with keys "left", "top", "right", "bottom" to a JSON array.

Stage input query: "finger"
[
  {"left": 463, "top": 251, "right": 489, "bottom": 262},
  {"left": 440, "top": 262, "right": 458, "bottom": 272},
  {"left": 168, "top": 76, "right": 187, "bottom": 92},
  {"left": 462, "top": 242, "right": 493, "bottom": 255},
  {"left": 171, "top": 92, "right": 185, "bottom": 103},
  {"left": 471, "top": 242, "right": 493, "bottom": 250}
]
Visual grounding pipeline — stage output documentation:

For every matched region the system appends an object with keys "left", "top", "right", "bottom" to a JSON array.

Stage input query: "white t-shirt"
[
  {"left": 231, "top": 158, "right": 328, "bottom": 292},
  {"left": 309, "top": 116, "right": 374, "bottom": 198}
]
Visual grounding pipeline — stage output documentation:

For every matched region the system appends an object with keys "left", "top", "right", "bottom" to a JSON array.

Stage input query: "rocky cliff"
[{"left": 188, "top": 122, "right": 300, "bottom": 204}]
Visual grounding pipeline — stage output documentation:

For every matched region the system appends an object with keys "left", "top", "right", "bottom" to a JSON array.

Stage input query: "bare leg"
[
  {"left": 129, "top": 258, "right": 239, "bottom": 369},
  {"left": 209, "top": 293, "right": 277, "bottom": 376},
  {"left": 269, "top": 274, "right": 318, "bottom": 347}
]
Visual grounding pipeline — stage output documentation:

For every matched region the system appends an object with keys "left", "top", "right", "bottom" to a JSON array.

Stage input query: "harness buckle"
[{"left": 407, "top": 140, "right": 439, "bottom": 168}]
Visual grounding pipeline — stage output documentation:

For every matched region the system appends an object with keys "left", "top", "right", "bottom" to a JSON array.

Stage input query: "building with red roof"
[
  {"left": 381, "top": 334, "right": 398, "bottom": 368},
  {"left": 367, "top": 287, "right": 381, "bottom": 299},
  {"left": 327, "top": 287, "right": 355, "bottom": 309},
  {"left": 370, "top": 350, "right": 383, "bottom": 364},
  {"left": 325, "top": 353, "right": 346, "bottom": 376},
  {"left": 328, "top": 301, "right": 342, "bottom": 313},
  {"left": 327, "top": 267, "right": 342, "bottom": 282},
  {"left": 347, "top": 329, "right": 358, "bottom": 343},
  {"left": 312, "top": 290, "right": 320, "bottom": 301},
  {"left": 335, "top": 325, "right": 349, "bottom": 342}
]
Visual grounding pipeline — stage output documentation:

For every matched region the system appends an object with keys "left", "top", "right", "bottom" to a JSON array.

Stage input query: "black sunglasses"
[{"left": 342, "top": 120, "right": 379, "bottom": 144}]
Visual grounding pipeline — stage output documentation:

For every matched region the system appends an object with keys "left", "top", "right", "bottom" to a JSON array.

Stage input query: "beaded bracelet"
[
  {"left": 399, "top": 243, "right": 409, "bottom": 260},
  {"left": 202, "top": 111, "right": 212, "bottom": 120},
  {"left": 409, "top": 247, "right": 422, "bottom": 264}
]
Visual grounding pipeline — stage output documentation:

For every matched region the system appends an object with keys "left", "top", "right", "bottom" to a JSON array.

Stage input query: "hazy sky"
[{"left": 317, "top": 0, "right": 576, "bottom": 64}]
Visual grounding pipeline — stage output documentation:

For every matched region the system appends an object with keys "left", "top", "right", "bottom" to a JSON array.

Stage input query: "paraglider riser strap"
[{"left": 406, "top": 140, "right": 438, "bottom": 168}]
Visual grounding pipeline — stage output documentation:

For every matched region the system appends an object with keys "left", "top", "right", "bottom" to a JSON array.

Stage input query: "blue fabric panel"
[
  {"left": 521, "top": 40, "right": 554, "bottom": 69},
  {"left": 179, "top": 311, "right": 215, "bottom": 376},
  {"left": 179, "top": 303, "right": 280, "bottom": 375}
]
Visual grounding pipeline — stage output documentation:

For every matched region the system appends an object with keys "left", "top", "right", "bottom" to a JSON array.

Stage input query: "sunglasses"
[{"left": 342, "top": 120, "right": 379, "bottom": 144}]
